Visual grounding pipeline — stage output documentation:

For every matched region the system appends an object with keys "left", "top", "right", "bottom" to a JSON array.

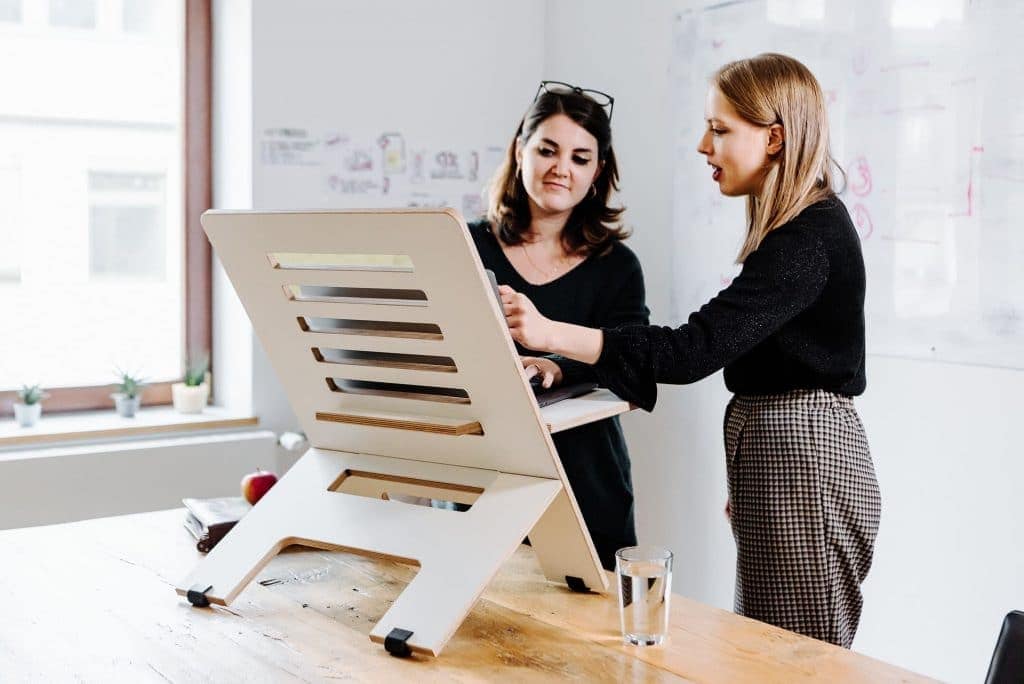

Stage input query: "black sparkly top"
[{"left": 595, "top": 196, "right": 867, "bottom": 411}]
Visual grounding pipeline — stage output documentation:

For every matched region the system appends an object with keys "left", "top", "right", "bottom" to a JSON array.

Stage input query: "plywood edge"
[
  {"left": 315, "top": 410, "right": 482, "bottom": 436},
  {"left": 541, "top": 390, "right": 632, "bottom": 434}
]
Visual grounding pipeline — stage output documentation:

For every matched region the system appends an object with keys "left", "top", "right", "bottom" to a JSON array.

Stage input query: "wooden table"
[{"left": 0, "top": 509, "right": 932, "bottom": 682}]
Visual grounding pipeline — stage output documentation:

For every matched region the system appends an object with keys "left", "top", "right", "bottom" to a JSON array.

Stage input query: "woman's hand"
[
  {"left": 521, "top": 356, "right": 562, "bottom": 389},
  {"left": 498, "top": 285, "right": 605, "bottom": 364},
  {"left": 499, "top": 285, "right": 556, "bottom": 352}
]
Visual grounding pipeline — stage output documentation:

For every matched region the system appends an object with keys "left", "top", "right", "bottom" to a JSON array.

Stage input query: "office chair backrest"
[{"left": 985, "top": 610, "right": 1024, "bottom": 684}]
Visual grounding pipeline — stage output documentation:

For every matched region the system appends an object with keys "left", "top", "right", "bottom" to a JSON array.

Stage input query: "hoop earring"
[
  {"left": 515, "top": 166, "right": 522, "bottom": 180},
  {"left": 589, "top": 184, "right": 597, "bottom": 199}
]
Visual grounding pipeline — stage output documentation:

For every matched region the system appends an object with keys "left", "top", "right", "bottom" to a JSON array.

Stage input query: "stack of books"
[{"left": 182, "top": 496, "right": 252, "bottom": 553}]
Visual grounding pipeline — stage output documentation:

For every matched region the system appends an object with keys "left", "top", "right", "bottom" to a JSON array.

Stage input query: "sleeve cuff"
[
  {"left": 546, "top": 355, "right": 595, "bottom": 385},
  {"left": 593, "top": 326, "right": 658, "bottom": 412}
]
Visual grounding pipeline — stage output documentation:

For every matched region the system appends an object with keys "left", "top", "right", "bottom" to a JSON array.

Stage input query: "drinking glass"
[{"left": 615, "top": 545, "right": 673, "bottom": 646}]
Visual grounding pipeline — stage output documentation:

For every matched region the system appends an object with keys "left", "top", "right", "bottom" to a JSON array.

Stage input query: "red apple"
[{"left": 241, "top": 468, "right": 278, "bottom": 505}]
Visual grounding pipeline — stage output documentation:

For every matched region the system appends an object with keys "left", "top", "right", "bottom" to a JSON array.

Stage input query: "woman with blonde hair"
[{"left": 499, "top": 54, "right": 881, "bottom": 648}]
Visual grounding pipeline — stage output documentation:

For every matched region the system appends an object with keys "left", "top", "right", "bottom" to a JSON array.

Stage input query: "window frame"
[{"left": 0, "top": 0, "right": 211, "bottom": 416}]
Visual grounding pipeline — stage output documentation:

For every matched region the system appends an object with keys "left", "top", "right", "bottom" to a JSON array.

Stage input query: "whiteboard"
[{"left": 671, "top": 0, "right": 1024, "bottom": 369}]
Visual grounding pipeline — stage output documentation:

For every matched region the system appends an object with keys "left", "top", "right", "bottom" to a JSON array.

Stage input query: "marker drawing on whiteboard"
[
  {"left": 851, "top": 52, "right": 867, "bottom": 76},
  {"left": 852, "top": 203, "right": 874, "bottom": 241},
  {"left": 850, "top": 157, "right": 872, "bottom": 197},
  {"left": 949, "top": 146, "right": 984, "bottom": 218},
  {"left": 378, "top": 132, "right": 407, "bottom": 174}
]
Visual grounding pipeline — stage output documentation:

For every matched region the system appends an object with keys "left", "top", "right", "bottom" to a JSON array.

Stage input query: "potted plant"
[
  {"left": 13, "top": 384, "right": 49, "bottom": 428},
  {"left": 111, "top": 370, "right": 146, "bottom": 418},
  {"left": 172, "top": 353, "right": 209, "bottom": 414}
]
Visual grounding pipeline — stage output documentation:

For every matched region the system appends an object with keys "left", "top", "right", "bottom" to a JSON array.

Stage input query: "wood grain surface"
[{"left": 0, "top": 509, "right": 934, "bottom": 683}]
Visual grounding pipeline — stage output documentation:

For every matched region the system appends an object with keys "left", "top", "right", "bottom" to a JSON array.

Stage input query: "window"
[
  {"left": 0, "top": 0, "right": 21, "bottom": 23},
  {"left": 122, "top": 0, "right": 158, "bottom": 34},
  {"left": 0, "top": 161, "right": 22, "bottom": 283},
  {"left": 88, "top": 171, "right": 168, "bottom": 280},
  {"left": 0, "top": 0, "right": 210, "bottom": 414},
  {"left": 48, "top": 0, "right": 95, "bottom": 29}
]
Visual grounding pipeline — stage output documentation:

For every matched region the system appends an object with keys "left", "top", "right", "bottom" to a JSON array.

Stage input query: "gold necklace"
[{"left": 520, "top": 242, "right": 564, "bottom": 279}]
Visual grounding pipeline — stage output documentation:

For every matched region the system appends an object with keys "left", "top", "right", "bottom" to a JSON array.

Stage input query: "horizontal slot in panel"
[
  {"left": 295, "top": 301, "right": 439, "bottom": 324},
  {"left": 316, "top": 391, "right": 476, "bottom": 420},
  {"left": 268, "top": 252, "right": 414, "bottom": 272},
  {"left": 284, "top": 285, "right": 427, "bottom": 306},
  {"left": 313, "top": 347, "right": 457, "bottom": 372},
  {"left": 298, "top": 316, "right": 443, "bottom": 340},
  {"left": 330, "top": 469, "right": 480, "bottom": 508},
  {"left": 269, "top": 268, "right": 420, "bottom": 289},
  {"left": 326, "top": 378, "right": 470, "bottom": 405},
  {"left": 316, "top": 409, "right": 483, "bottom": 436}
]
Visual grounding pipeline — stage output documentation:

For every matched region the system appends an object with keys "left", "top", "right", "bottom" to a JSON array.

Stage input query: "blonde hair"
[{"left": 714, "top": 53, "right": 844, "bottom": 262}]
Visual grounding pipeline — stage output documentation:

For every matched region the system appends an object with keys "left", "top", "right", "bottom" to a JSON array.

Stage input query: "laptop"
[
  {"left": 486, "top": 269, "right": 598, "bottom": 407},
  {"left": 532, "top": 381, "right": 599, "bottom": 408}
]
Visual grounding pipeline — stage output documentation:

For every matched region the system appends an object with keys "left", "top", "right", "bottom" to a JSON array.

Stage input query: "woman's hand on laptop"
[{"left": 521, "top": 356, "right": 562, "bottom": 389}]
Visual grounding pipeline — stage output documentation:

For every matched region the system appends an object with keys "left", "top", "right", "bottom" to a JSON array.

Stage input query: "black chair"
[{"left": 985, "top": 610, "right": 1024, "bottom": 684}]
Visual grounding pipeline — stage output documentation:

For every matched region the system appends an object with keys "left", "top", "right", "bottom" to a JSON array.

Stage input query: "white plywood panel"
[
  {"left": 200, "top": 209, "right": 610, "bottom": 607},
  {"left": 202, "top": 209, "right": 568, "bottom": 480},
  {"left": 177, "top": 448, "right": 564, "bottom": 656}
]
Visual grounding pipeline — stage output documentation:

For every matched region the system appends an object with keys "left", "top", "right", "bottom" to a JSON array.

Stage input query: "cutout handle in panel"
[{"left": 329, "top": 469, "right": 480, "bottom": 508}]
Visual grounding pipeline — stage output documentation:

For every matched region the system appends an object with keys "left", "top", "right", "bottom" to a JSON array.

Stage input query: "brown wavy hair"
[{"left": 486, "top": 88, "right": 629, "bottom": 256}]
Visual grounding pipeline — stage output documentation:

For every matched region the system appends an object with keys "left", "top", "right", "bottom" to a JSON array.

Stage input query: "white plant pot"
[
  {"left": 13, "top": 402, "right": 42, "bottom": 428},
  {"left": 172, "top": 382, "right": 209, "bottom": 414},
  {"left": 111, "top": 393, "right": 142, "bottom": 418}
]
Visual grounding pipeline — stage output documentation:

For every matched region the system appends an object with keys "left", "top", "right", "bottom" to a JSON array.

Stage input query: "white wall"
[
  {"left": 218, "top": 2, "right": 1023, "bottom": 681},
  {"left": 238, "top": 0, "right": 547, "bottom": 438},
  {"left": 543, "top": 0, "right": 739, "bottom": 613},
  {"left": 212, "top": 0, "right": 254, "bottom": 419},
  {"left": 543, "top": 3, "right": 1024, "bottom": 682},
  {"left": 855, "top": 357, "right": 1024, "bottom": 681}
]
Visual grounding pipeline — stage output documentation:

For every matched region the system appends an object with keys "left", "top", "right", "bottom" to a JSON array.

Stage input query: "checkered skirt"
[{"left": 724, "top": 389, "right": 881, "bottom": 648}]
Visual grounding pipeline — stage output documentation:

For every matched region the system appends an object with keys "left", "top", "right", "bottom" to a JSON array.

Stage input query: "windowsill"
[{"left": 0, "top": 406, "right": 259, "bottom": 449}]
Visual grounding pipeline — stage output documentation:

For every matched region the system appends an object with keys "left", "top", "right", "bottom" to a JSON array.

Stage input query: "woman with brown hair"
[
  {"left": 499, "top": 55, "right": 881, "bottom": 648},
  {"left": 468, "top": 81, "right": 649, "bottom": 571}
]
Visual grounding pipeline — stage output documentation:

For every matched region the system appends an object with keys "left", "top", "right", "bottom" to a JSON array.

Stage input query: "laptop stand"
[{"left": 176, "top": 209, "right": 628, "bottom": 656}]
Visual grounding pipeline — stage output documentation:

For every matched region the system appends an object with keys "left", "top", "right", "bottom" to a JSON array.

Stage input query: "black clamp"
[
  {"left": 565, "top": 575, "right": 591, "bottom": 593},
  {"left": 384, "top": 627, "right": 414, "bottom": 657},
  {"left": 186, "top": 584, "right": 213, "bottom": 607}
]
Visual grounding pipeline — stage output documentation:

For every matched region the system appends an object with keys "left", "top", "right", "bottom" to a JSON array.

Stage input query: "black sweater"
[
  {"left": 595, "top": 196, "right": 866, "bottom": 411},
  {"left": 468, "top": 219, "right": 648, "bottom": 569}
]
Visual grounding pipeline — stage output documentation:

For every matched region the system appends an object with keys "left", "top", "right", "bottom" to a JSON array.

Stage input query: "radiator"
[{"left": 0, "top": 430, "right": 279, "bottom": 530}]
